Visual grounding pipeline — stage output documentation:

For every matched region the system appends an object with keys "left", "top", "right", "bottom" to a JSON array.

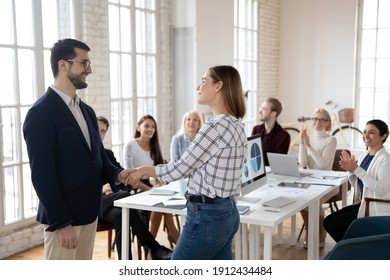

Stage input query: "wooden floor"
[{"left": 5, "top": 211, "right": 337, "bottom": 260}]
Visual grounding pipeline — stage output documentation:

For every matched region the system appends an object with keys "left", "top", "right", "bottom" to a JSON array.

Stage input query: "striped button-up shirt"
[{"left": 157, "top": 114, "right": 247, "bottom": 198}]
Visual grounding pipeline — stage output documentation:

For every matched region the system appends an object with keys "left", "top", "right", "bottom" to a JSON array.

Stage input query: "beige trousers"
[{"left": 43, "top": 217, "right": 98, "bottom": 260}]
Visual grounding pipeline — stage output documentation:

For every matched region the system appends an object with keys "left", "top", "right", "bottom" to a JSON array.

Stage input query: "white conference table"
[
  {"left": 114, "top": 171, "right": 347, "bottom": 260},
  {"left": 235, "top": 183, "right": 340, "bottom": 260},
  {"left": 114, "top": 180, "right": 187, "bottom": 260}
]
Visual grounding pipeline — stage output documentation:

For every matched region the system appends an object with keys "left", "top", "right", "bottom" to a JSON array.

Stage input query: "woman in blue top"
[
  {"left": 324, "top": 119, "right": 390, "bottom": 242},
  {"left": 129, "top": 65, "right": 247, "bottom": 260},
  {"left": 170, "top": 110, "right": 202, "bottom": 161}
]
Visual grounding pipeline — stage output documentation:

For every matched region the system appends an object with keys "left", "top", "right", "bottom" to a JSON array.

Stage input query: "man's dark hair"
[
  {"left": 50, "top": 38, "right": 90, "bottom": 78},
  {"left": 266, "top": 97, "right": 283, "bottom": 118},
  {"left": 97, "top": 116, "right": 110, "bottom": 129}
]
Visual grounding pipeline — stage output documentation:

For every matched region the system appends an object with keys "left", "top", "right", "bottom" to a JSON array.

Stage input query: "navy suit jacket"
[{"left": 23, "top": 87, "right": 123, "bottom": 231}]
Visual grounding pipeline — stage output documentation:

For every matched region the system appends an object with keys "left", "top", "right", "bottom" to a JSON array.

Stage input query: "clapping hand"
[
  {"left": 339, "top": 150, "right": 358, "bottom": 172},
  {"left": 301, "top": 126, "right": 311, "bottom": 148}
]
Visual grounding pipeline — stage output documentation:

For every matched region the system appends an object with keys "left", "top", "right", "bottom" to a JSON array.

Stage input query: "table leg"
[
  {"left": 249, "top": 225, "right": 255, "bottom": 259},
  {"left": 242, "top": 224, "right": 248, "bottom": 259},
  {"left": 342, "top": 182, "right": 348, "bottom": 207},
  {"left": 277, "top": 223, "right": 283, "bottom": 244},
  {"left": 307, "top": 199, "right": 320, "bottom": 259},
  {"left": 121, "top": 207, "right": 130, "bottom": 260},
  {"left": 263, "top": 227, "right": 273, "bottom": 260},
  {"left": 235, "top": 224, "right": 242, "bottom": 260},
  {"left": 290, "top": 214, "right": 297, "bottom": 245},
  {"left": 255, "top": 225, "right": 260, "bottom": 259}
]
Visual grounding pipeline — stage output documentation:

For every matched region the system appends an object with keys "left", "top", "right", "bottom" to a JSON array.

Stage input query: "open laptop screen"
[{"left": 240, "top": 134, "right": 267, "bottom": 197}]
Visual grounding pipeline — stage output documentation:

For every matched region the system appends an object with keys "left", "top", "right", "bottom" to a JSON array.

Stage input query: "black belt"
[{"left": 186, "top": 193, "right": 216, "bottom": 204}]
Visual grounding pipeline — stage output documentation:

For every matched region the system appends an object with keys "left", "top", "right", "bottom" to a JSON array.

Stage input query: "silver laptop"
[{"left": 267, "top": 152, "right": 312, "bottom": 178}]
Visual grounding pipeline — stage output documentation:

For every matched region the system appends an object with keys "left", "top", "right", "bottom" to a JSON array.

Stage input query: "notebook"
[
  {"left": 262, "top": 196, "right": 296, "bottom": 208},
  {"left": 267, "top": 152, "right": 312, "bottom": 178}
]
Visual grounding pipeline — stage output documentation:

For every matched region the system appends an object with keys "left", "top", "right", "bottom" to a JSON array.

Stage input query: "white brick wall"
[
  {"left": 258, "top": 0, "right": 280, "bottom": 101},
  {"left": 156, "top": 0, "right": 174, "bottom": 159},
  {"left": 81, "top": 0, "right": 111, "bottom": 132},
  {"left": 0, "top": 223, "right": 44, "bottom": 259}
]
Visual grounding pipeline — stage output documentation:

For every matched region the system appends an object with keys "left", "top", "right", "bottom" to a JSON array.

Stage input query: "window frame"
[
  {"left": 355, "top": 0, "right": 390, "bottom": 149},
  {"left": 108, "top": 0, "right": 159, "bottom": 164},
  {"left": 234, "top": 0, "right": 258, "bottom": 136},
  {"left": 0, "top": 0, "right": 73, "bottom": 233}
]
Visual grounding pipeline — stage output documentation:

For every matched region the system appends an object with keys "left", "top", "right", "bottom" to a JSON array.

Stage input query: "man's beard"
[
  {"left": 260, "top": 115, "right": 269, "bottom": 122},
  {"left": 67, "top": 71, "right": 88, "bottom": 89}
]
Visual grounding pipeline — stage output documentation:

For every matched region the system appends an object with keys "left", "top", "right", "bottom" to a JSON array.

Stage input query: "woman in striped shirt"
[{"left": 129, "top": 65, "right": 247, "bottom": 260}]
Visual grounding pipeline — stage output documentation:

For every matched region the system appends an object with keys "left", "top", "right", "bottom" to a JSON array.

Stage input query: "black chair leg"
[{"left": 297, "top": 224, "right": 305, "bottom": 241}]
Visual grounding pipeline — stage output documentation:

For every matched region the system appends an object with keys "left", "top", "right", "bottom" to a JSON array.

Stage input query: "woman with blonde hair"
[
  {"left": 299, "top": 108, "right": 336, "bottom": 170},
  {"left": 170, "top": 110, "right": 203, "bottom": 161},
  {"left": 298, "top": 108, "right": 337, "bottom": 248}
]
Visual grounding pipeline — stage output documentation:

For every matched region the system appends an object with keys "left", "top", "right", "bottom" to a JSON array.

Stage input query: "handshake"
[{"left": 117, "top": 166, "right": 156, "bottom": 191}]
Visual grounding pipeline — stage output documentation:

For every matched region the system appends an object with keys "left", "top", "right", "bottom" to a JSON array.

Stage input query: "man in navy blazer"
[{"left": 23, "top": 38, "right": 131, "bottom": 259}]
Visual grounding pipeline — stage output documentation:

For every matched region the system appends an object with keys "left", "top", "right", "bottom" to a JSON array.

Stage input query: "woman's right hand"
[
  {"left": 339, "top": 150, "right": 358, "bottom": 172},
  {"left": 301, "top": 126, "right": 310, "bottom": 147},
  {"left": 129, "top": 168, "right": 143, "bottom": 187}
]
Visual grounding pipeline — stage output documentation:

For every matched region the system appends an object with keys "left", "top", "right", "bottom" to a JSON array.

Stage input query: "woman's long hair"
[
  {"left": 134, "top": 115, "right": 164, "bottom": 165},
  {"left": 208, "top": 65, "right": 246, "bottom": 119}
]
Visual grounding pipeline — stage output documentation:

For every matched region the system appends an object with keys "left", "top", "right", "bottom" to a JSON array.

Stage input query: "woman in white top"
[
  {"left": 170, "top": 110, "right": 202, "bottom": 161},
  {"left": 123, "top": 115, "right": 180, "bottom": 246},
  {"left": 128, "top": 65, "right": 247, "bottom": 259},
  {"left": 324, "top": 119, "right": 390, "bottom": 241},
  {"left": 298, "top": 108, "right": 337, "bottom": 247},
  {"left": 299, "top": 108, "right": 337, "bottom": 170}
]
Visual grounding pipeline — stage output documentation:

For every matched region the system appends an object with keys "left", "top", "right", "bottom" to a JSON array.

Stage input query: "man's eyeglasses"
[
  {"left": 312, "top": 117, "right": 329, "bottom": 123},
  {"left": 67, "top": 59, "right": 91, "bottom": 69}
]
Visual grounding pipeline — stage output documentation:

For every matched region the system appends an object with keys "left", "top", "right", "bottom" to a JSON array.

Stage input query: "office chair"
[
  {"left": 324, "top": 197, "right": 390, "bottom": 260},
  {"left": 96, "top": 221, "right": 115, "bottom": 258}
]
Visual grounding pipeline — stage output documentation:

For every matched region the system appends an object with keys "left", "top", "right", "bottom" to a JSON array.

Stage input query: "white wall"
[
  {"left": 171, "top": 0, "right": 195, "bottom": 27},
  {"left": 278, "top": 0, "right": 358, "bottom": 124},
  {"left": 170, "top": 0, "right": 235, "bottom": 123},
  {"left": 194, "top": 0, "right": 235, "bottom": 115},
  {"left": 171, "top": 0, "right": 196, "bottom": 133}
]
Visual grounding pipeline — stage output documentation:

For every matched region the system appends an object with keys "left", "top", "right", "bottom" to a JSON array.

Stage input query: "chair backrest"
[
  {"left": 332, "top": 149, "right": 350, "bottom": 171},
  {"left": 328, "top": 149, "right": 351, "bottom": 201},
  {"left": 364, "top": 197, "right": 390, "bottom": 217},
  {"left": 324, "top": 216, "right": 390, "bottom": 260}
]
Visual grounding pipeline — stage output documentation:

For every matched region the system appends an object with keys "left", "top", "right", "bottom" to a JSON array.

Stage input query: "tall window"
[
  {"left": 0, "top": 0, "right": 72, "bottom": 230},
  {"left": 108, "top": 0, "right": 157, "bottom": 162},
  {"left": 356, "top": 0, "right": 390, "bottom": 148},
  {"left": 234, "top": 0, "right": 258, "bottom": 136}
]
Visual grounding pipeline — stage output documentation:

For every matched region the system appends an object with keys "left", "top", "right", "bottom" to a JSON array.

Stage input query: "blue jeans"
[{"left": 171, "top": 196, "right": 239, "bottom": 260}]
